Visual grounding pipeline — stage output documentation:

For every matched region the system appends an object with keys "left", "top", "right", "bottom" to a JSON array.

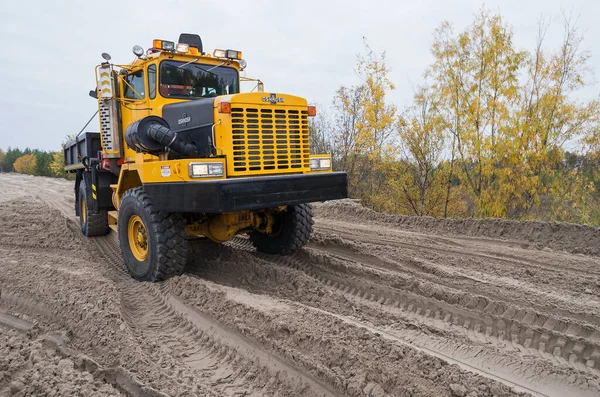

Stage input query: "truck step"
[{"left": 108, "top": 210, "right": 118, "bottom": 232}]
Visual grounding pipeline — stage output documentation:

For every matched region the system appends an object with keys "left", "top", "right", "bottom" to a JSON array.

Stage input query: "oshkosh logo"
[
  {"left": 262, "top": 93, "right": 284, "bottom": 104},
  {"left": 178, "top": 113, "right": 191, "bottom": 125}
]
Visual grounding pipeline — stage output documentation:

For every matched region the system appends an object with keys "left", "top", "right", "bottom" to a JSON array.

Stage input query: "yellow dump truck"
[{"left": 64, "top": 33, "right": 348, "bottom": 281}]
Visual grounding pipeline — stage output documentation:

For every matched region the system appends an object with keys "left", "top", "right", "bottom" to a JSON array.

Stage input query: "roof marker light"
[{"left": 176, "top": 43, "right": 189, "bottom": 53}]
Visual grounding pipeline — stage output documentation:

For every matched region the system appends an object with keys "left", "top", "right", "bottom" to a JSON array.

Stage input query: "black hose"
[
  {"left": 145, "top": 123, "right": 197, "bottom": 156},
  {"left": 125, "top": 116, "right": 197, "bottom": 157}
]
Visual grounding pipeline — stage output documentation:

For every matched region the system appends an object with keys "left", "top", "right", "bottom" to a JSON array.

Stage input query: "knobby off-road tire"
[
  {"left": 118, "top": 187, "right": 188, "bottom": 282},
  {"left": 249, "top": 203, "right": 314, "bottom": 255},
  {"left": 79, "top": 180, "right": 109, "bottom": 237}
]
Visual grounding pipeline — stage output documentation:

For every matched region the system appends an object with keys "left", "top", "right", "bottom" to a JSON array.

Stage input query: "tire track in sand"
[
  {"left": 219, "top": 237, "right": 600, "bottom": 397},
  {"left": 31, "top": 174, "right": 343, "bottom": 397},
  {"left": 219, "top": 237, "right": 600, "bottom": 376},
  {"left": 315, "top": 223, "right": 600, "bottom": 278},
  {"left": 91, "top": 231, "right": 342, "bottom": 397},
  {"left": 308, "top": 232, "right": 600, "bottom": 322},
  {"left": 299, "top": 241, "right": 600, "bottom": 372}
]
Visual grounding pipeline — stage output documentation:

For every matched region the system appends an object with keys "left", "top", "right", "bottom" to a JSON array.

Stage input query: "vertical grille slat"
[{"left": 230, "top": 106, "right": 310, "bottom": 174}]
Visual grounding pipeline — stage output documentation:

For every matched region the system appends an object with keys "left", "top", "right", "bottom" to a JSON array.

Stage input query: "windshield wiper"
[
  {"left": 204, "top": 62, "right": 226, "bottom": 73},
  {"left": 170, "top": 61, "right": 226, "bottom": 78},
  {"left": 185, "top": 61, "right": 226, "bottom": 77},
  {"left": 177, "top": 58, "right": 200, "bottom": 68}
]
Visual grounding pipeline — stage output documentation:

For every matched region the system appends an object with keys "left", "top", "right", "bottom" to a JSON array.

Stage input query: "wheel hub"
[
  {"left": 81, "top": 196, "right": 86, "bottom": 224},
  {"left": 128, "top": 215, "right": 148, "bottom": 261}
]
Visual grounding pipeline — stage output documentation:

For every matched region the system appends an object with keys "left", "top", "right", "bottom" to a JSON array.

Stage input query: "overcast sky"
[{"left": 1, "top": 0, "right": 598, "bottom": 151}]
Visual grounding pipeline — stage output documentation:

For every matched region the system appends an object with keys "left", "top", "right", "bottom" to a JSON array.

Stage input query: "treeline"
[
  {"left": 0, "top": 147, "right": 70, "bottom": 178},
  {"left": 310, "top": 8, "right": 600, "bottom": 225}
]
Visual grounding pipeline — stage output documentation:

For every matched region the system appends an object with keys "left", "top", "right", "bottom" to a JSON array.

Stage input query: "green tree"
[
  {"left": 34, "top": 151, "right": 54, "bottom": 177},
  {"left": 0, "top": 148, "right": 5, "bottom": 172},
  {"left": 4, "top": 147, "right": 24, "bottom": 171}
]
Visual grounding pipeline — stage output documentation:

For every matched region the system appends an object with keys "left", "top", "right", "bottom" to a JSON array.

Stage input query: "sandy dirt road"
[{"left": 1, "top": 173, "right": 599, "bottom": 397}]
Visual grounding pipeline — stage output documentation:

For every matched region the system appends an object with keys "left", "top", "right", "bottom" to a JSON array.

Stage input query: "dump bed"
[{"left": 64, "top": 132, "right": 102, "bottom": 171}]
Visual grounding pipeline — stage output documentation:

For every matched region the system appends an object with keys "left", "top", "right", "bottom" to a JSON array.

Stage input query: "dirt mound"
[{"left": 316, "top": 199, "right": 600, "bottom": 256}]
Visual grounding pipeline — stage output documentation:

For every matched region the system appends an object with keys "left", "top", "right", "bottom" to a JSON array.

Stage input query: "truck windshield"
[{"left": 159, "top": 60, "right": 239, "bottom": 99}]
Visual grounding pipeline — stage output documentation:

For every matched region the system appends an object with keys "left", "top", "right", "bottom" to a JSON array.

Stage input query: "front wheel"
[
  {"left": 117, "top": 187, "right": 188, "bottom": 282},
  {"left": 249, "top": 203, "right": 314, "bottom": 255}
]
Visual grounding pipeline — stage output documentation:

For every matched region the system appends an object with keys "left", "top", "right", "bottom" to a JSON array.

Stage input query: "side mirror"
[{"left": 89, "top": 89, "right": 98, "bottom": 99}]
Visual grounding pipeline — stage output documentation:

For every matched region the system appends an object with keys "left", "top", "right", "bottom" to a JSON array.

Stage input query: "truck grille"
[{"left": 230, "top": 107, "right": 309, "bottom": 175}]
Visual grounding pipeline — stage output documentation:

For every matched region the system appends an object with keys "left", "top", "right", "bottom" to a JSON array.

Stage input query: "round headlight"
[
  {"left": 132, "top": 45, "right": 144, "bottom": 57},
  {"left": 238, "top": 59, "right": 247, "bottom": 70}
]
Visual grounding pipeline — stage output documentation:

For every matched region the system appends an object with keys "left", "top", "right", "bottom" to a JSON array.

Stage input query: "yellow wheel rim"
[
  {"left": 128, "top": 215, "right": 148, "bottom": 261},
  {"left": 81, "top": 196, "right": 87, "bottom": 224}
]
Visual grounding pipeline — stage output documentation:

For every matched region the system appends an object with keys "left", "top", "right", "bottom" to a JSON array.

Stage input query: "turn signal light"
[
  {"left": 308, "top": 106, "right": 317, "bottom": 117},
  {"left": 152, "top": 39, "right": 175, "bottom": 51},
  {"left": 219, "top": 102, "right": 231, "bottom": 113}
]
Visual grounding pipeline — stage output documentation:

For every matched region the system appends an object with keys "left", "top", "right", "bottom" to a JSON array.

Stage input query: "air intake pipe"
[{"left": 125, "top": 116, "right": 197, "bottom": 156}]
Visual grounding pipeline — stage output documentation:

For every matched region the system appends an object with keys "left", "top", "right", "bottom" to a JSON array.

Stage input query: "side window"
[
  {"left": 124, "top": 70, "right": 145, "bottom": 100},
  {"left": 148, "top": 64, "right": 156, "bottom": 99}
]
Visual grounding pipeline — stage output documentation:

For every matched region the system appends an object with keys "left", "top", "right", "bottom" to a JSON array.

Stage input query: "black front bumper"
[{"left": 143, "top": 172, "right": 348, "bottom": 213}]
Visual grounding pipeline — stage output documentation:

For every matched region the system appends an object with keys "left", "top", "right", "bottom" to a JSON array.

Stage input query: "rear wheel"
[
  {"left": 79, "top": 180, "right": 109, "bottom": 237},
  {"left": 118, "top": 187, "right": 188, "bottom": 282},
  {"left": 249, "top": 203, "right": 314, "bottom": 255}
]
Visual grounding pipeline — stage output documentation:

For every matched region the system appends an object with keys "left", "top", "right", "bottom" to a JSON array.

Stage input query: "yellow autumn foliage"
[
  {"left": 324, "top": 8, "right": 600, "bottom": 224},
  {"left": 13, "top": 154, "right": 37, "bottom": 175}
]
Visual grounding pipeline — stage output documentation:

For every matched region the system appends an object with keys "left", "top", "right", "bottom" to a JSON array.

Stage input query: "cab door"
[{"left": 119, "top": 67, "right": 152, "bottom": 160}]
